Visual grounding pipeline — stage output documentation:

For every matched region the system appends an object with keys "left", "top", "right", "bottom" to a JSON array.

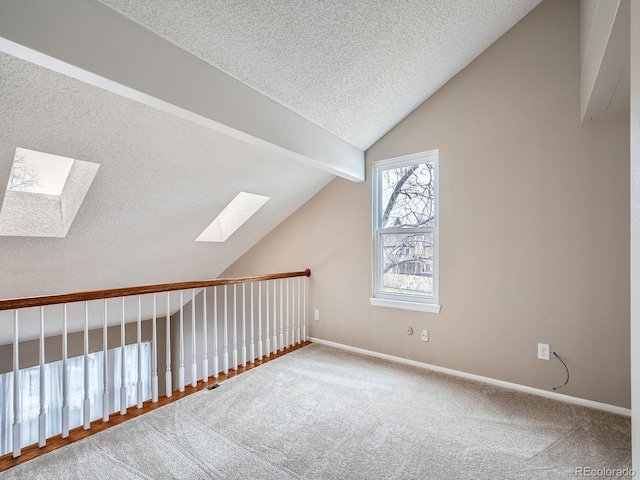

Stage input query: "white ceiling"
[
  {"left": 0, "top": 0, "right": 542, "bottom": 342},
  {"left": 97, "top": 0, "right": 542, "bottom": 150}
]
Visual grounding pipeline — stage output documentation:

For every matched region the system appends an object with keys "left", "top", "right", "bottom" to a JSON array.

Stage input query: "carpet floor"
[{"left": 0, "top": 343, "right": 632, "bottom": 479}]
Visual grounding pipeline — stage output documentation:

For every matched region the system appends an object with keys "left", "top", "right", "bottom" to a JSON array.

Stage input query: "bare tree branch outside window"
[
  {"left": 380, "top": 162, "right": 435, "bottom": 296},
  {"left": 7, "top": 153, "right": 41, "bottom": 192}
]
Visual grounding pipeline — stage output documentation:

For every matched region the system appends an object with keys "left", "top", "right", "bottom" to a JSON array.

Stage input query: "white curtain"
[
  {"left": 111, "top": 342, "right": 152, "bottom": 413},
  {"left": 0, "top": 342, "right": 151, "bottom": 456},
  {"left": 0, "top": 371, "right": 14, "bottom": 454}
]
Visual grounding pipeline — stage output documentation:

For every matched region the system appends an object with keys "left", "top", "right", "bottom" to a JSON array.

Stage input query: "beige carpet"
[{"left": 0, "top": 343, "right": 632, "bottom": 479}]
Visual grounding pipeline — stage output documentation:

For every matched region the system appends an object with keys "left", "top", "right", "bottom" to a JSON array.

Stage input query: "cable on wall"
[{"left": 552, "top": 351, "right": 569, "bottom": 391}]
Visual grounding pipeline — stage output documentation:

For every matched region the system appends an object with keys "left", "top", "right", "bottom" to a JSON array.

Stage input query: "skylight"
[
  {"left": 0, "top": 148, "right": 99, "bottom": 237},
  {"left": 196, "top": 192, "right": 270, "bottom": 242},
  {"left": 8, "top": 147, "right": 74, "bottom": 196}
]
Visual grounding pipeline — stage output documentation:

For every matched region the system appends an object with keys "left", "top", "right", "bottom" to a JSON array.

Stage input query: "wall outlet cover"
[{"left": 538, "top": 343, "right": 549, "bottom": 360}]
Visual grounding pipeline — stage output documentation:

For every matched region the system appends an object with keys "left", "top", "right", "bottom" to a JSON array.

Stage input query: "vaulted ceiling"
[
  {"left": 0, "top": 0, "right": 542, "bottom": 305},
  {"left": 96, "top": 0, "right": 543, "bottom": 150}
]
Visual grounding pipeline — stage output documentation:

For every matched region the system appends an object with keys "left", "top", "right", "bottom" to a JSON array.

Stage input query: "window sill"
[{"left": 369, "top": 297, "right": 441, "bottom": 313}]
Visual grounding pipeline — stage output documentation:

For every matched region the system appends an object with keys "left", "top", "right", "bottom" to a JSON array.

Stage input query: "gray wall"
[{"left": 223, "top": 0, "right": 631, "bottom": 408}]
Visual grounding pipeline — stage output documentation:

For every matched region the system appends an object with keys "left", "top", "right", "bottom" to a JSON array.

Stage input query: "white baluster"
[
  {"left": 258, "top": 281, "right": 263, "bottom": 360},
  {"left": 280, "top": 279, "right": 284, "bottom": 352},
  {"left": 250, "top": 282, "right": 255, "bottom": 364},
  {"left": 203, "top": 288, "right": 209, "bottom": 383},
  {"left": 213, "top": 286, "right": 219, "bottom": 379},
  {"left": 191, "top": 289, "right": 197, "bottom": 387},
  {"left": 152, "top": 294, "right": 158, "bottom": 403},
  {"left": 223, "top": 285, "right": 229, "bottom": 375},
  {"left": 285, "top": 278, "right": 290, "bottom": 349},
  {"left": 62, "top": 305, "right": 69, "bottom": 438},
  {"left": 137, "top": 296, "right": 143, "bottom": 408},
  {"left": 297, "top": 277, "right": 302, "bottom": 344},
  {"left": 12, "top": 310, "right": 21, "bottom": 458},
  {"left": 103, "top": 300, "right": 110, "bottom": 421},
  {"left": 272, "top": 279, "right": 277, "bottom": 355},
  {"left": 290, "top": 279, "right": 295, "bottom": 347},
  {"left": 291, "top": 278, "right": 296, "bottom": 346},
  {"left": 265, "top": 281, "right": 270, "bottom": 358},
  {"left": 292, "top": 278, "right": 296, "bottom": 346},
  {"left": 233, "top": 284, "right": 238, "bottom": 371},
  {"left": 242, "top": 283, "right": 247, "bottom": 368},
  {"left": 304, "top": 276, "right": 308, "bottom": 341},
  {"left": 179, "top": 291, "right": 185, "bottom": 392},
  {"left": 120, "top": 297, "right": 127, "bottom": 415},
  {"left": 83, "top": 302, "right": 90, "bottom": 429},
  {"left": 39, "top": 307, "right": 46, "bottom": 447},
  {"left": 166, "top": 292, "right": 172, "bottom": 398}
]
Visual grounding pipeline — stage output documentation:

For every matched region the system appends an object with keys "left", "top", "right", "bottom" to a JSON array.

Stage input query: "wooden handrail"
[{"left": 0, "top": 269, "right": 311, "bottom": 311}]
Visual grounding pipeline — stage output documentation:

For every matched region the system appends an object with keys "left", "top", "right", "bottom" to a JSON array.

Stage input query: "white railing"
[{"left": 0, "top": 270, "right": 310, "bottom": 460}]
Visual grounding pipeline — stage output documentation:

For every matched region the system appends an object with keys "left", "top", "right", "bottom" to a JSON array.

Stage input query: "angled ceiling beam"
[
  {"left": 580, "top": 0, "right": 630, "bottom": 122},
  {"left": 0, "top": 0, "right": 364, "bottom": 181}
]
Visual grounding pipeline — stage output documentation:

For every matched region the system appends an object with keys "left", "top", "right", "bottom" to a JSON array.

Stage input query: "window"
[
  {"left": 0, "top": 147, "right": 99, "bottom": 237},
  {"left": 371, "top": 150, "right": 440, "bottom": 313},
  {"left": 0, "top": 342, "right": 151, "bottom": 455},
  {"left": 196, "top": 191, "right": 270, "bottom": 242}
]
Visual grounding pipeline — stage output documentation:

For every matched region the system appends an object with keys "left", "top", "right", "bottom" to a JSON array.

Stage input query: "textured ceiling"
[
  {"left": 98, "top": 0, "right": 542, "bottom": 149},
  {"left": 0, "top": 52, "right": 333, "bottom": 303}
]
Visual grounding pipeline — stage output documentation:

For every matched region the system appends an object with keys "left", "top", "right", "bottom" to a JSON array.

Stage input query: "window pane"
[
  {"left": 380, "top": 162, "right": 435, "bottom": 229},
  {"left": 382, "top": 233, "right": 434, "bottom": 297}
]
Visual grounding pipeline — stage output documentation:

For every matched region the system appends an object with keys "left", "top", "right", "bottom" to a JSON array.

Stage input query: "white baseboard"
[{"left": 308, "top": 337, "right": 631, "bottom": 417}]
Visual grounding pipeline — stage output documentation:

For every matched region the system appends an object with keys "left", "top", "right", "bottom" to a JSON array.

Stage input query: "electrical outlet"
[
  {"left": 314, "top": 309, "right": 320, "bottom": 321},
  {"left": 538, "top": 343, "right": 549, "bottom": 360},
  {"left": 421, "top": 329, "right": 429, "bottom": 342}
]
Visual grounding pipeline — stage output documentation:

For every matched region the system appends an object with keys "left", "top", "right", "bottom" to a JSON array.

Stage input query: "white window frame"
[{"left": 370, "top": 150, "right": 441, "bottom": 313}]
